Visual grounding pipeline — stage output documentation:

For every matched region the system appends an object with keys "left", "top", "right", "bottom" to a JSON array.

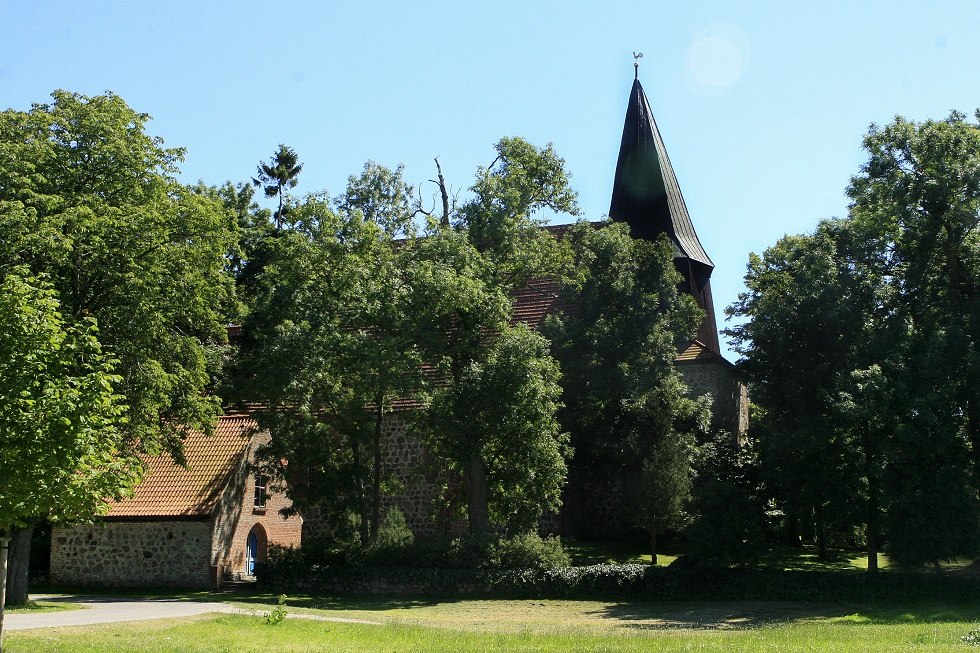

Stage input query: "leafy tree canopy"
[
  {"left": 0, "top": 269, "right": 139, "bottom": 531},
  {"left": 0, "top": 90, "right": 239, "bottom": 460}
]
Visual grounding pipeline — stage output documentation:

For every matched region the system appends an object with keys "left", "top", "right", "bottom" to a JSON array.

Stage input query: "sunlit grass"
[
  {"left": 6, "top": 600, "right": 81, "bottom": 613},
  {"left": 8, "top": 609, "right": 980, "bottom": 652},
  {"left": 564, "top": 539, "right": 679, "bottom": 566}
]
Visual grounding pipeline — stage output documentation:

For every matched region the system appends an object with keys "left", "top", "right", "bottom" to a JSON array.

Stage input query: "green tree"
[
  {"left": 406, "top": 137, "right": 578, "bottom": 535},
  {"left": 686, "top": 431, "right": 768, "bottom": 568},
  {"left": 252, "top": 144, "right": 303, "bottom": 228},
  {"left": 847, "top": 111, "right": 980, "bottom": 565},
  {"left": 0, "top": 90, "right": 238, "bottom": 600},
  {"left": 236, "top": 179, "right": 424, "bottom": 543},
  {"left": 730, "top": 111, "right": 980, "bottom": 568},
  {"left": 0, "top": 270, "right": 138, "bottom": 642},
  {"left": 426, "top": 324, "right": 567, "bottom": 534},
  {"left": 727, "top": 220, "right": 892, "bottom": 567},
  {"left": 337, "top": 161, "right": 416, "bottom": 238},
  {"left": 545, "top": 222, "right": 707, "bottom": 562}
]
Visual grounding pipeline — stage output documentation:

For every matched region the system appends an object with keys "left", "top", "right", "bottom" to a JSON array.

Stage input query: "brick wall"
[
  {"left": 213, "top": 431, "right": 303, "bottom": 579},
  {"left": 50, "top": 521, "right": 212, "bottom": 588}
]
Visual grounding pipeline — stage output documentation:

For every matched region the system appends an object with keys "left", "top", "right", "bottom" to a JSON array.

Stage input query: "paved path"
[{"left": 5, "top": 595, "right": 236, "bottom": 631}]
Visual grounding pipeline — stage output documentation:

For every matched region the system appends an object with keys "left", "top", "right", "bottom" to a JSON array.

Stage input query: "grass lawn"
[
  {"left": 6, "top": 600, "right": 81, "bottom": 614},
  {"left": 564, "top": 538, "right": 680, "bottom": 566},
  {"left": 8, "top": 596, "right": 980, "bottom": 652},
  {"left": 566, "top": 538, "right": 980, "bottom": 574}
]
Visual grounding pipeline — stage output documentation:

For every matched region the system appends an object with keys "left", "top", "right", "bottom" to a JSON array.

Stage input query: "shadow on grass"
[
  {"left": 34, "top": 586, "right": 460, "bottom": 612},
  {"left": 587, "top": 600, "right": 980, "bottom": 630}
]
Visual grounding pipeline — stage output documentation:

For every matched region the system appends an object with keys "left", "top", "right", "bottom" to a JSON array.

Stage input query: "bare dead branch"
[{"left": 434, "top": 157, "right": 450, "bottom": 226}]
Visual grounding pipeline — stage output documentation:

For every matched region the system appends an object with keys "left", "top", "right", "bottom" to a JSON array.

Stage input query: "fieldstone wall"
[
  {"left": 379, "top": 413, "right": 464, "bottom": 537},
  {"left": 50, "top": 521, "right": 212, "bottom": 588},
  {"left": 301, "top": 413, "right": 463, "bottom": 540},
  {"left": 678, "top": 358, "right": 749, "bottom": 436}
]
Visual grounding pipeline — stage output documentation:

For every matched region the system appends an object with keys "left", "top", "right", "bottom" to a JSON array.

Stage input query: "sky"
[{"left": 3, "top": 1, "right": 979, "bottom": 359}]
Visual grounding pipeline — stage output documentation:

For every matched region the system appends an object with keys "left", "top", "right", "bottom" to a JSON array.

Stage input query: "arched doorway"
[{"left": 244, "top": 524, "right": 267, "bottom": 576}]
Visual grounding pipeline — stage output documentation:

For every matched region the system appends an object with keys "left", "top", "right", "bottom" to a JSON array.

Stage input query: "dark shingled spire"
[{"left": 609, "top": 76, "right": 720, "bottom": 353}]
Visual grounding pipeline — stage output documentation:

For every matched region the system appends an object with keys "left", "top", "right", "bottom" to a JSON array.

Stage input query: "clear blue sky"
[{"left": 4, "top": 1, "right": 979, "bottom": 359}]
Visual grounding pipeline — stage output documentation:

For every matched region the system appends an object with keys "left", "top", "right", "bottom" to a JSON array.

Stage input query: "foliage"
[
  {"left": 727, "top": 220, "right": 890, "bottom": 563},
  {"left": 686, "top": 432, "right": 769, "bottom": 567},
  {"left": 372, "top": 507, "right": 415, "bottom": 550},
  {"left": 403, "top": 137, "right": 578, "bottom": 535},
  {"left": 336, "top": 161, "right": 416, "bottom": 237},
  {"left": 263, "top": 531, "right": 569, "bottom": 573},
  {"left": 545, "top": 221, "right": 708, "bottom": 560},
  {"left": 259, "top": 550, "right": 980, "bottom": 604},
  {"left": 0, "top": 270, "right": 139, "bottom": 531},
  {"left": 235, "top": 190, "right": 422, "bottom": 539},
  {"left": 0, "top": 90, "right": 238, "bottom": 461},
  {"left": 263, "top": 594, "right": 288, "bottom": 625},
  {"left": 253, "top": 144, "right": 303, "bottom": 227},
  {"left": 426, "top": 325, "right": 568, "bottom": 533},
  {"left": 482, "top": 533, "right": 571, "bottom": 570},
  {"left": 848, "top": 111, "right": 980, "bottom": 566},
  {"left": 729, "top": 110, "right": 980, "bottom": 567}
]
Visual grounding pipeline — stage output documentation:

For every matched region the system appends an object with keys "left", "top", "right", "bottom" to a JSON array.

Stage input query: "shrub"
[
  {"left": 264, "top": 594, "right": 288, "bottom": 625},
  {"left": 372, "top": 507, "right": 414, "bottom": 549},
  {"left": 445, "top": 533, "right": 570, "bottom": 570},
  {"left": 485, "top": 533, "right": 570, "bottom": 570}
]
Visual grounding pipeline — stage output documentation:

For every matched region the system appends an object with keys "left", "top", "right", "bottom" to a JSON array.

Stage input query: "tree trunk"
[
  {"left": 649, "top": 525, "right": 658, "bottom": 566},
  {"left": 370, "top": 401, "right": 385, "bottom": 542},
  {"left": 815, "top": 507, "right": 828, "bottom": 561},
  {"left": 465, "top": 452, "right": 491, "bottom": 535},
  {"left": 434, "top": 157, "right": 450, "bottom": 226},
  {"left": 4, "top": 525, "right": 32, "bottom": 606},
  {"left": 1, "top": 532, "right": 9, "bottom": 653},
  {"left": 867, "top": 524, "right": 879, "bottom": 573},
  {"left": 864, "top": 430, "right": 880, "bottom": 574},
  {"left": 351, "top": 443, "right": 369, "bottom": 545},
  {"left": 966, "top": 399, "right": 980, "bottom": 490}
]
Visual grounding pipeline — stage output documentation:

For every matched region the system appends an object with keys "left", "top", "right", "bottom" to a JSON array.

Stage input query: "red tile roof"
[
  {"left": 510, "top": 276, "right": 569, "bottom": 330},
  {"left": 105, "top": 415, "right": 256, "bottom": 518}
]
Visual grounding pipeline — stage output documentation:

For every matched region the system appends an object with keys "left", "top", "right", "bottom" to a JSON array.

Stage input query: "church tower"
[{"left": 609, "top": 72, "right": 720, "bottom": 353}]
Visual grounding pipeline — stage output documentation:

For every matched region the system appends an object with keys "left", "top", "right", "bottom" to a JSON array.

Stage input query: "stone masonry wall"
[
  {"left": 301, "top": 412, "right": 463, "bottom": 541},
  {"left": 678, "top": 358, "right": 749, "bottom": 436},
  {"left": 50, "top": 521, "right": 212, "bottom": 588},
  {"left": 378, "top": 413, "right": 461, "bottom": 537}
]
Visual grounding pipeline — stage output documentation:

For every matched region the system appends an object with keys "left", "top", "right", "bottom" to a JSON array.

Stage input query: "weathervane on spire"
[{"left": 633, "top": 51, "right": 643, "bottom": 78}]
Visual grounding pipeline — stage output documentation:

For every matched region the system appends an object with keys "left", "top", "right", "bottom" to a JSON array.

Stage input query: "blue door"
[{"left": 246, "top": 530, "right": 258, "bottom": 575}]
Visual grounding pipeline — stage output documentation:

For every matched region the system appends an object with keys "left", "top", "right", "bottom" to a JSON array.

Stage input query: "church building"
[
  {"left": 48, "top": 71, "right": 747, "bottom": 587},
  {"left": 609, "top": 71, "right": 747, "bottom": 435}
]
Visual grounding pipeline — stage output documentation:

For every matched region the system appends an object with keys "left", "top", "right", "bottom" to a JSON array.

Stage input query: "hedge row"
[{"left": 256, "top": 560, "right": 980, "bottom": 602}]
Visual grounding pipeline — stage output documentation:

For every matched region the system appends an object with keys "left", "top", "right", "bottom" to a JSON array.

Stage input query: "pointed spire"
[
  {"left": 609, "top": 76, "right": 713, "bottom": 268},
  {"left": 609, "top": 73, "right": 720, "bottom": 353}
]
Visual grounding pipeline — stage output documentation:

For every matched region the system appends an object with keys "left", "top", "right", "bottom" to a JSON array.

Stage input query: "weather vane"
[{"left": 633, "top": 51, "right": 643, "bottom": 78}]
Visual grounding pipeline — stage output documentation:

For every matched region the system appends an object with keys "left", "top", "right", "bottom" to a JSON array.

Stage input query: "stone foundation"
[{"left": 50, "top": 521, "right": 212, "bottom": 588}]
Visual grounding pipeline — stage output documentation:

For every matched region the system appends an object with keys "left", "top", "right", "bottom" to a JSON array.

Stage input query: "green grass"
[
  {"left": 8, "top": 603, "right": 980, "bottom": 652},
  {"left": 6, "top": 600, "right": 81, "bottom": 613},
  {"left": 564, "top": 539, "right": 980, "bottom": 575},
  {"left": 564, "top": 539, "right": 680, "bottom": 566}
]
